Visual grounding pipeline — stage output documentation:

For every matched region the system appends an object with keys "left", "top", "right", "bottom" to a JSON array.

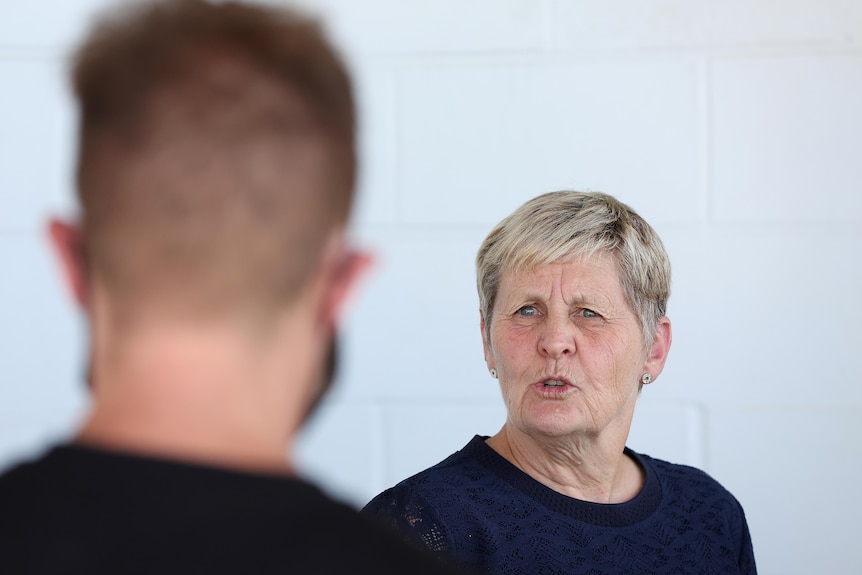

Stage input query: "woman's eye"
[
  {"left": 579, "top": 308, "right": 598, "bottom": 318},
  {"left": 517, "top": 305, "right": 537, "bottom": 317}
]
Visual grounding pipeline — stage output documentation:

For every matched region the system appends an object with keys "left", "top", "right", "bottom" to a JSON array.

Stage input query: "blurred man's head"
[
  {"left": 68, "top": 0, "right": 356, "bottom": 328},
  {"left": 48, "top": 1, "right": 372, "bottom": 452}
]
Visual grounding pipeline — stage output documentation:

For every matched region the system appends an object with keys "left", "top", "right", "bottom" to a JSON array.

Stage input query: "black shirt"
[{"left": 0, "top": 444, "right": 466, "bottom": 574}]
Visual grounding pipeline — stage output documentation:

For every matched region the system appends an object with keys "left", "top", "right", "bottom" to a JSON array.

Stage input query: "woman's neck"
[{"left": 486, "top": 425, "right": 644, "bottom": 504}]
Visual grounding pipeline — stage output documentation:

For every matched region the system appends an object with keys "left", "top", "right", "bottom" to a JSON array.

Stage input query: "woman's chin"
[{"left": 517, "top": 404, "right": 592, "bottom": 438}]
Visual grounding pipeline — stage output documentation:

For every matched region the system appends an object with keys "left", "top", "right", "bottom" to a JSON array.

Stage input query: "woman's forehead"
[
  {"left": 499, "top": 255, "right": 623, "bottom": 296},
  {"left": 509, "top": 250, "right": 618, "bottom": 278},
  {"left": 507, "top": 242, "right": 617, "bottom": 272}
]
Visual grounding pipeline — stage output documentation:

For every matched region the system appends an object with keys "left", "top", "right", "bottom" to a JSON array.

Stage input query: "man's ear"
[
  {"left": 48, "top": 218, "right": 89, "bottom": 310},
  {"left": 319, "top": 245, "right": 374, "bottom": 328}
]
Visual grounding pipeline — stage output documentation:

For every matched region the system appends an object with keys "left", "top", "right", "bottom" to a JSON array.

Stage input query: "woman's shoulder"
[
  {"left": 631, "top": 449, "right": 748, "bottom": 518},
  {"left": 631, "top": 450, "right": 756, "bottom": 569},
  {"left": 364, "top": 436, "right": 490, "bottom": 509},
  {"left": 360, "top": 436, "right": 496, "bottom": 553},
  {"left": 635, "top": 451, "right": 733, "bottom": 491}
]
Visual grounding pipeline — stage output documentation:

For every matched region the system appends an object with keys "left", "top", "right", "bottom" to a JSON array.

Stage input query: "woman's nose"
[{"left": 539, "top": 316, "right": 575, "bottom": 358}]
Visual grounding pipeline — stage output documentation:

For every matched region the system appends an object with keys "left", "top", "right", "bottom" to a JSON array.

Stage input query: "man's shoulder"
[
  {"left": 0, "top": 448, "right": 60, "bottom": 510},
  {"left": 0, "top": 445, "right": 464, "bottom": 574}
]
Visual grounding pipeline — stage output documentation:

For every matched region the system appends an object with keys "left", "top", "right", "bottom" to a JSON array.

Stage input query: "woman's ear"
[
  {"left": 48, "top": 218, "right": 89, "bottom": 310},
  {"left": 643, "top": 316, "right": 672, "bottom": 381},
  {"left": 480, "top": 312, "right": 494, "bottom": 369}
]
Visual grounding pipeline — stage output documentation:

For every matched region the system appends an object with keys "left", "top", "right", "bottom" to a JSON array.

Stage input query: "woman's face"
[{"left": 483, "top": 254, "right": 670, "bottom": 441}]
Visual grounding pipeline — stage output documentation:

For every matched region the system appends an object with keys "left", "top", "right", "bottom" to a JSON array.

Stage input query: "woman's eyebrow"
[{"left": 564, "top": 290, "right": 614, "bottom": 309}]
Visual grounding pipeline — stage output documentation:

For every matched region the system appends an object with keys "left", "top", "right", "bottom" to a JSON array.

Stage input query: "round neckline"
[{"left": 465, "top": 435, "right": 662, "bottom": 527}]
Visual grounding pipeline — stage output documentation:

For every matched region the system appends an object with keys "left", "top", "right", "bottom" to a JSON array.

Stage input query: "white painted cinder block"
[
  {"left": 0, "top": 58, "right": 75, "bottom": 232},
  {"left": 350, "top": 62, "right": 400, "bottom": 227},
  {"left": 380, "top": 401, "right": 506, "bottom": 494},
  {"left": 551, "top": 0, "right": 862, "bottom": 49},
  {"left": 339, "top": 230, "right": 497, "bottom": 401},
  {"left": 655, "top": 226, "right": 862, "bottom": 406},
  {"left": 1, "top": 0, "right": 861, "bottom": 572},
  {"left": 295, "top": 401, "right": 385, "bottom": 507},
  {"left": 705, "top": 0, "right": 862, "bottom": 47},
  {"left": 298, "top": 0, "right": 547, "bottom": 55},
  {"left": 627, "top": 400, "right": 705, "bottom": 468},
  {"left": 712, "top": 54, "right": 862, "bottom": 223},
  {"left": 398, "top": 57, "right": 702, "bottom": 227},
  {"left": 0, "top": 408, "right": 85, "bottom": 473},
  {"left": 0, "top": 0, "right": 113, "bottom": 50},
  {"left": 708, "top": 406, "right": 862, "bottom": 575},
  {"left": 551, "top": 0, "right": 713, "bottom": 49},
  {"left": 0, "top": 234, "right": 83, "bottom": 405},
  {"left": 0, "top": 233, "right": 86, "bottom": 472}
]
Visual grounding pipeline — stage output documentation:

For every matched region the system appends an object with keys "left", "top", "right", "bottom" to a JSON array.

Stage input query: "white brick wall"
[{"left": 1, "top": 1, "right": 860, "bottom": 573}]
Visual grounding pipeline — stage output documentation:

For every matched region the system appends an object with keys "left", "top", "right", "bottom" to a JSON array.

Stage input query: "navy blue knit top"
[{"left": 362, "top": 436, "right": 756, "bottom": 575}]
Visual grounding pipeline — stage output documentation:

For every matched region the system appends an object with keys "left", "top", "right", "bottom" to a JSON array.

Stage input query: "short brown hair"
[
  {"left": 73, "top": 0, "right": 355, "bottom": 321},
  {"left": 476, "top": 191, "right": 671, "bottom": 347}
]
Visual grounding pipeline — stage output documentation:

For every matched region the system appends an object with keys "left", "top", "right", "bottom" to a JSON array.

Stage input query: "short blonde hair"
[{"left": 476, "top": 191, "right": 671, "bottom": 347}]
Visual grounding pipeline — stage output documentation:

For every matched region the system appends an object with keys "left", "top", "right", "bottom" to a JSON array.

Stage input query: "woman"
[{"left": 362, "top": 191, "right": 756, "bottom": 574}]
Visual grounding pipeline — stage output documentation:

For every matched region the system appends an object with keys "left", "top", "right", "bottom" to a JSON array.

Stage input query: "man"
[{"left": 0, "top": 1, "right": 462, "bottom": 573}]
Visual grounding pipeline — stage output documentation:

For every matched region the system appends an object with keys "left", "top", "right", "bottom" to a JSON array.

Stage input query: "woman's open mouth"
[
  {"left": 542, "top": 379, "right": 567, "bottom": 387},
  {"left": 532, "top": 377, "right": 575, "bottom": 396}
]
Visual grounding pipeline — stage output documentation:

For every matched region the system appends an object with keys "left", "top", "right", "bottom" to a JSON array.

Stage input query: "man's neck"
[{"left": 79, "top": 313, "right": 324, "bottom": 474}]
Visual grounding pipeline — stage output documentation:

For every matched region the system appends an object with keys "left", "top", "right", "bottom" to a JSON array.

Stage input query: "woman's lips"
[
  {"left": 542, "top": 379, "right": 567, "bottom": 387},
  {"left": 531, "top": 377, "right": 575, "bottom": 396}
]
